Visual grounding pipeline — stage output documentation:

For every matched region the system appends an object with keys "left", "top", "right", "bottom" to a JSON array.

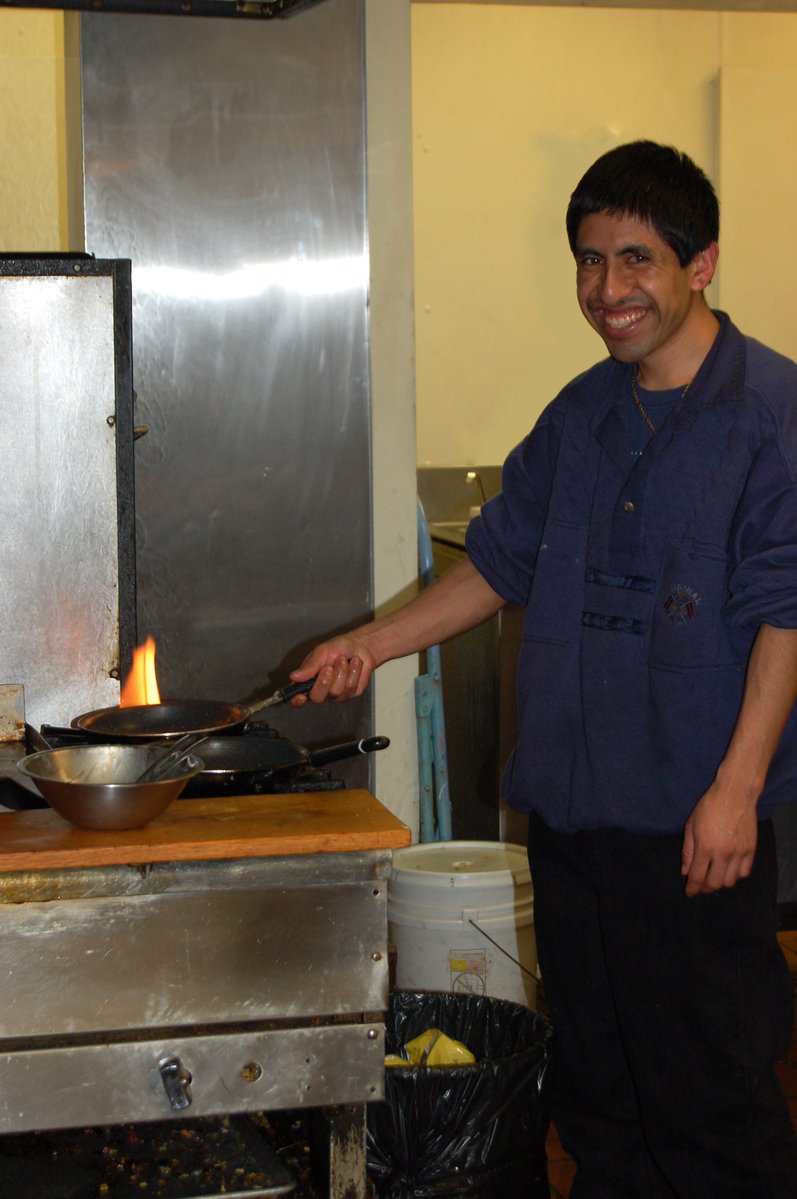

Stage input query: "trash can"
[{"left": 367, "top": 990, "right": 553, "bottom": 1198}]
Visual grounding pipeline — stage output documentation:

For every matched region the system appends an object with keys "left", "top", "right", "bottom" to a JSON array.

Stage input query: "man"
[{"left": 291, "top": 142, "right": 797, "bottom": 1197}]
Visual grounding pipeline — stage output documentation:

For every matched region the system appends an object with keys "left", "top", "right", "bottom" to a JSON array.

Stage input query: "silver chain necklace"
[{"left": 630, "top": 365, "right": 692, "bottom": 435}]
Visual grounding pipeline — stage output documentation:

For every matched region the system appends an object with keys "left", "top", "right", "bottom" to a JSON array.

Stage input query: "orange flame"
[{"left": 120, "top": 636, "right": 161, "bottom": 707}]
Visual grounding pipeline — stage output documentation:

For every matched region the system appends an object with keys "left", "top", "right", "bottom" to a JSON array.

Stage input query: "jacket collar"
[{"left": 590, "top": 312, "right": 746, "bottom": 470}]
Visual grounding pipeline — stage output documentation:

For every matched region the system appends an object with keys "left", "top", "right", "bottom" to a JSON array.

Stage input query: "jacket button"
[{"left": 623, "top": 500, "right": 635, "bottom": 514}]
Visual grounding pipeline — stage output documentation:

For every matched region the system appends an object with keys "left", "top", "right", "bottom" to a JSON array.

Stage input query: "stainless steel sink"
[
  {"left": 428, "top": 520, "right": 470, "bottom": 546},
  {"left": 429, "top": 520, "right": 470, "bottom": 534}
]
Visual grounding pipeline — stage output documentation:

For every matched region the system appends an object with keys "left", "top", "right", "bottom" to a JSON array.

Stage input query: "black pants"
[{"left": 527, "top": 814, "right": 797, "bottom": 1198}]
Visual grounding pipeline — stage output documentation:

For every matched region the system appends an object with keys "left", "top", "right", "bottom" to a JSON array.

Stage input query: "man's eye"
[{"left": 578, "top": 256, "right": 601, "bottom": 268}]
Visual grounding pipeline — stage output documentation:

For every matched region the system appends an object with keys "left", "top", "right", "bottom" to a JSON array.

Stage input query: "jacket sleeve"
[
  {"left": 465, "top": 401, "right": 563, "bottom": 607},
  {"left": 725, "top": 407, "right": 797, "bottom": 631}
]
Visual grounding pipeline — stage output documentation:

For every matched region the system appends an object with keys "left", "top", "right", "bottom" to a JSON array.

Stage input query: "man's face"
[{"left": 574, "top": 210, "right": 712, "bottom": 380}]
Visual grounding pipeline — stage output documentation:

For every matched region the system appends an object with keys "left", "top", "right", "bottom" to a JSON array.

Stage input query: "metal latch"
[{"left": 158, "top": 1056, "right": 193, "bottom": 1111}]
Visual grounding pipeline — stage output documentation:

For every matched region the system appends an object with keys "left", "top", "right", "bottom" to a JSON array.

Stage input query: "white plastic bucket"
[{"left": 388, "top": 841, "right": 537, "bottom": 1008}]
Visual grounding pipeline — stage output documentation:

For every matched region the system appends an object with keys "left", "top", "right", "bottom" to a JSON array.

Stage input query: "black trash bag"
[{"left": 367, "top": 990, "right": 554, "bottom": 1199}]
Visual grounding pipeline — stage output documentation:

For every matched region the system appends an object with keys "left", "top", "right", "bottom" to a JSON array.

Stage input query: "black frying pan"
[
  {"left": 72, "top": 679, "right": 316, "bottom": 740},
  {"left": 197, "top": 733, "right": 389, "bottom": 775},
  {"left": 183, "top": 733, "right": 390, "bottom": 797}
]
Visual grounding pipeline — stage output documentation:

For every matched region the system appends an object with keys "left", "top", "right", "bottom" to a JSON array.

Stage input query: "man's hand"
[
  {"left": 681, "top": 776, "right": 759, "bottom": 897},
  {"left": 290, "top": 639, "right": 376, "bottom": 705},
  {"left": 681, "top": 624, "right": 797, "bottom": 897}
]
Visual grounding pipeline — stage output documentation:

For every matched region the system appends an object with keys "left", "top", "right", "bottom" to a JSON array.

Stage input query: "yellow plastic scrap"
[{"left": 385, "top": 1027, "right": 476, "bottom": 1068}]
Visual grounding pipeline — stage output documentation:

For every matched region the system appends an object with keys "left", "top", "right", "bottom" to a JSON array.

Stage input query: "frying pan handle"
[
  {"left": 135, "top": 733, "right": 208, "bottom": 784},
  {"left": 306, "top": 736, "right": 390, "bottom": 767},
  {"left": 247, "top": 677, "right": 318, "bottom": 716},
  {"left": 275, "top": 678, "right": 317, "bottom": 704}
]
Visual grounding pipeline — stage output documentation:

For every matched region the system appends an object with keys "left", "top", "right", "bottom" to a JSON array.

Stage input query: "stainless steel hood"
[
  {"left": 80, "top": 0, "right": 373, "bottom": 776},
  {"left": 1, "top": 0, "right": 329, "bottom": 19}
]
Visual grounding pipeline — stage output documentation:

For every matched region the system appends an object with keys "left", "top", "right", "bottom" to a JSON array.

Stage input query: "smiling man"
[
  {"left": 574, "top": 212, "right": 719, "bottom": 386},
  {"left": 291, "top": 141, "right": 797, "bottom": 1196}
]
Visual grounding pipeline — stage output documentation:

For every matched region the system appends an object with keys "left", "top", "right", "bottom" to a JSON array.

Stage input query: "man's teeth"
[{"left": 605, "top": 310, "right": 645, "bottom": 329}]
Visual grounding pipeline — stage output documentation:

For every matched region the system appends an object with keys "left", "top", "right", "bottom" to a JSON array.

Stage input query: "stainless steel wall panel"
[
  {"left": 0, "top": 261, "right": 134, "bottom": 727},
  {"left": 80, "top": 1, "right": 372, "bottom": 770}
]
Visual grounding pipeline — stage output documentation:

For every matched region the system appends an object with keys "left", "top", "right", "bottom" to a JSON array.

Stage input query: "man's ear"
[{"left": 690, "top": 241, "right": 719, "bottom": 293}]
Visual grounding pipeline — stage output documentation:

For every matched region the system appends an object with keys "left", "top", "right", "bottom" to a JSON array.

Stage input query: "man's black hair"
[{"left": 565, "top": 141, "right": 719, "bottom": 267}]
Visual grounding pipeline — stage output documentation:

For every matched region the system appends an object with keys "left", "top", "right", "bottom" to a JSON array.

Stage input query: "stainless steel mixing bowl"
[{"left": 16, "top": 745, "right": 205, "bottom": 831}]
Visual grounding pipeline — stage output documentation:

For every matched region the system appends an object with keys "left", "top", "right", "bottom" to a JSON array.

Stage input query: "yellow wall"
[
  {"left": 7, "top": 5, "right": 797, "bottom": 483},
  {"left": 717, "top": 15, "right": 797, "bottom": 366},
  {"left": 411, "top": 5, "right": 797, "bottom": 465},
  {"left": 0, "top": 11, "right": 73, "bottom": 251}
]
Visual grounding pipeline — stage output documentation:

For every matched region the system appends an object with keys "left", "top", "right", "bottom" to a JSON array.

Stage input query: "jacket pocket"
[{"left": 649, "top": 541, "right": 749, "bottom": 669}]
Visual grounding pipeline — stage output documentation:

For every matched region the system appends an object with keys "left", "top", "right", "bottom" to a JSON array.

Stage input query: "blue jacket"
[{"left": 466, "top": 314, "right": 797, "bottom": 832}]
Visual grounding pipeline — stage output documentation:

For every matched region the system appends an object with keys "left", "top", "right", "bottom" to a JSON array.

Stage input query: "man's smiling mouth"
[{"left": 602, "top": 308, "right": 648, "bottom": 330}]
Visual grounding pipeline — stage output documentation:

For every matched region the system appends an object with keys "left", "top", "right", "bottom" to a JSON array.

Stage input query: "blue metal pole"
[{"left": 416, "top": 500, "right": 452, "bottom": 841}]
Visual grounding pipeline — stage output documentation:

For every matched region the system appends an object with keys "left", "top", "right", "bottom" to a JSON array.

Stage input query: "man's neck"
[{"left": 636, "top": 305, "right": 720, "bottom": 391}]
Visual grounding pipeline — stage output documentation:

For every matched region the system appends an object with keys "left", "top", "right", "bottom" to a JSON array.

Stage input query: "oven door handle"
[{"left": 158, "top": 1056, "right": 193, "bottom": 1111}]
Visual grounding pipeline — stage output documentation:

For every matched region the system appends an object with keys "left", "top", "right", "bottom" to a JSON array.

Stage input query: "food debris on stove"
[{"left": 0, "top": 1114, "right": 301, "bottom": 1198}]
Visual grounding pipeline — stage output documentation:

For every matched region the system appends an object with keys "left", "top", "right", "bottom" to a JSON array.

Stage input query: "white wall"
[{"left": 365, "top": 0, "right": 420, "bottom": 832}]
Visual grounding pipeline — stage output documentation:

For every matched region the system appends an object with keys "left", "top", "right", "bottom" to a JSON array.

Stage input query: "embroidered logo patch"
[{"left": 663, "top": 583, "right": 701, "bottom": 624}]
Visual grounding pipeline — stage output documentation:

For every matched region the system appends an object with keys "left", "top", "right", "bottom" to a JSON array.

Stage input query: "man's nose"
[{"left": 597, "top": 262, "right": 632, "bottom": 304}]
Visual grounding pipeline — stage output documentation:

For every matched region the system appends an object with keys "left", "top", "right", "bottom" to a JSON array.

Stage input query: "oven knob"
[{"left": 158, "top": 1056, "right": 193, "bottom": 1111}]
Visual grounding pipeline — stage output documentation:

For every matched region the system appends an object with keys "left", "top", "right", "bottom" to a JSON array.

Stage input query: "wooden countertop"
[{"left": 0, "top": 790, "right": 411, "bottom": 872}]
